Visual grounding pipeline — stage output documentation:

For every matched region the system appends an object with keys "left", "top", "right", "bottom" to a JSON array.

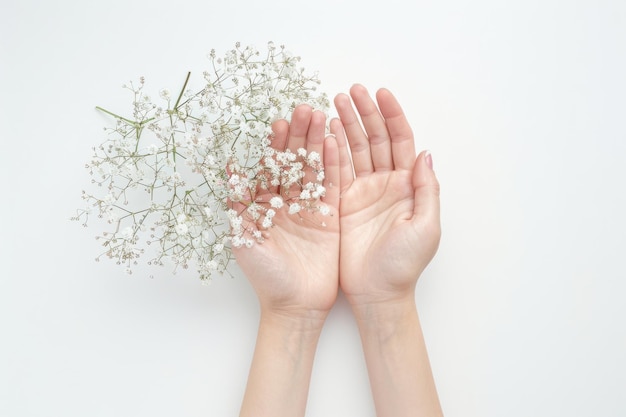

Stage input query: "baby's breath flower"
[
  {"left": 312, "top": 185, "right": 326, "bottom": 199},
  {"left": 75, "top": 41, "right": 329, "bottom": 281},
  {"left": 213, "top": 243, "right": 224, "bottom": 254},
  {"left": 300, "top": 189, "right": 311, "bottom": 200},
  {"left": 288, "top": 203, "right": 302, "bottom": 215},
  {"left": 269, "top": 196, "right": 284, "bottom": 208},
  {"left": 159, "top": 89, "right": 171, "bottom": 101},
  {"left": 261, "top": 216, "right": 273, "bottom": 229}
]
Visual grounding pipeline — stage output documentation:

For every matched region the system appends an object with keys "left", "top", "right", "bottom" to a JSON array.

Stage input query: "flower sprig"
[{"left": 72, "top": 42, "right": 329, "bottom": 281}]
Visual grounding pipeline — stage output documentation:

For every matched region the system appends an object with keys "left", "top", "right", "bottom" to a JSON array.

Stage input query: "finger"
[
  {"left": 304, "top": 110, "right": 326, "bottom": 186},
  {"left": 350, "top": 84, "right": 394, "bottom": 171},
  {"left": 412, "top": 151, "right": 441, "bottom": 240},
  {"left": 286, "top": 104, "right": 313, "bottom": 154},
  {"left": 279, "top": 105, "right": 312, "bottom": 200},
  {"left": 334, "top": 92, "right": 373, "bottom": 176},
  {"left": 330, "top": 118, "right": 354, "bottom": 194},
  {"left": 270, "top": 119, "right": 289, "bottom": 152},
  {"left": 263, "top": 120, "right": 289, "bottom": 196},
  {"left": 376, "top": 88, "right": 416, "bottom": 171},
  {"left": 321, "top": 134, "right": 340, "bottom": 210}
]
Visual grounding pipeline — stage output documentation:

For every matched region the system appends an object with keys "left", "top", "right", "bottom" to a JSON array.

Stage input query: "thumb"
[{"left": 412, "top": 151, "right": 441, "bottom": 232}]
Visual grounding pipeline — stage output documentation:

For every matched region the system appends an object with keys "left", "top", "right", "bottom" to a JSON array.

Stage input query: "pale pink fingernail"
[{"left": 425, "top": 151, "right": 433, "bottom": 170}]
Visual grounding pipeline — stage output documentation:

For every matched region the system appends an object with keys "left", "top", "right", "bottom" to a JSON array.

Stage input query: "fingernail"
[{"left": 425, "top": 151, "right": 433, "bottom": 170}]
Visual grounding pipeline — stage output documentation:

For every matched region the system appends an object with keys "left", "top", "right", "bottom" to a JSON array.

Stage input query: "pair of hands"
[{"left": 232, "top": 84, "right": 441, "bottom": 323}]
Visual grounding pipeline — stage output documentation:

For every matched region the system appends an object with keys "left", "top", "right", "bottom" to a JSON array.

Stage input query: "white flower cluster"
[{"left": 73, "top": 42, "right": 329, "bottom": 281}]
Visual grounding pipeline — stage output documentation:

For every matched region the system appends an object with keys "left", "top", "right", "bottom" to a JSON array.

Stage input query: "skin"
[
  {"left": 237, "top": 85, "right": 443, "bottom": 417},
  {"left": 235, "top": 105, "right": 341, "bottom": 417},
  {"left": 333, "top": 84, "right": 443, "bottom": 417}
]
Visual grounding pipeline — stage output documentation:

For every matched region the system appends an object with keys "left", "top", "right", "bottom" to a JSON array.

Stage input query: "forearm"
[
  {"left": 239, "top": 310, "right": 326, "bottom": 417},
  {"left": 352, "top": 296, "right": 443, "bottom": 417}
]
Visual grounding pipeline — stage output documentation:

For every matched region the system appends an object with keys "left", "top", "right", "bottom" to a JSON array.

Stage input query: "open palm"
[
  {"left": 232, "top": 106, "right": 342, "bottom": 317},
  {"left": 332, "top": 85, "right": 441, "bottom": 305}
]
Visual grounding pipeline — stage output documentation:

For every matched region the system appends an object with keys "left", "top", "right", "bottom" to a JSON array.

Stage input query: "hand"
[
  {"left": 236, "top": 105, "right": 342, "bottom": 417},
  {"left": 332, "top": 85, "right": 444, "bottom": 417},
  {"left": 332, "top": 84, "right": 441, "bottom": 307},
  {"left": 231, "top": 104, "right": 341, "bottom": 321}
]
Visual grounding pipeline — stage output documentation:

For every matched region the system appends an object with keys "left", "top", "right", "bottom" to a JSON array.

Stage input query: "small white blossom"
[
  {"left": 288, "top": 203, "right": 302, "bottom": 214},
  {"left": 228, "top": 174, "right": 240, "bottom": 185},
  {"left": 159, "top": 89, "right": 171, "bottom": 100},
  {"left": 247, "top": 203, "right": 261, "bottom": 220},
  {"left": 312, "top": 185, "right": 326, "bottom": 199},
  {"left": 262, "top": 217, "right": 273, "bottom": 229},
  {"left": 269, "top": 196, "right": 284, "bottom": 208},
  {"left": 307, "top": 151, "right": 321, "bottom": 165},
  {"left": 300, "top": 189, "right": 311, "bottom": 200},
  {"left": 231, "top": 236, "right": 245, "bottom": 248}
]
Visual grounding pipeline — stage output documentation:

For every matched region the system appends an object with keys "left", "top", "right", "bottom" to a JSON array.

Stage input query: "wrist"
[
  {"left": 349, "top": 294, "right": 418, "bottom": 325},
  {"left": 349, "top": 294, "right": 443, "bottom": 417},
  {"left": 241, "top": 305, "right": 327, "bottom": 417},
  {"left": 341, "top": 274, "right": 419, "bottom": 314},
  {"left": 259, "top": 307, "right": 329, "bottom": 335}
]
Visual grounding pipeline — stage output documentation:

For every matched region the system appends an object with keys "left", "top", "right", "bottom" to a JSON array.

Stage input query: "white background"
[{"left": 2, "top": 0, "right": 625, "bottom": 416}]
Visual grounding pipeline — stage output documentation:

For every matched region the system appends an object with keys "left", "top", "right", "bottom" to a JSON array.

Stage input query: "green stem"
[
  {"left": 173, "top": 72, "right": 191, "bottom": 111},
  {"left": 95, "top": 106, "right": 137, "bottom": 126}
]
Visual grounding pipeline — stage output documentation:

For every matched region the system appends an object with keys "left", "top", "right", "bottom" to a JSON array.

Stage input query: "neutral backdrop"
[{"left": 2, "top": 0, "right": 625, "bottom": 416}]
